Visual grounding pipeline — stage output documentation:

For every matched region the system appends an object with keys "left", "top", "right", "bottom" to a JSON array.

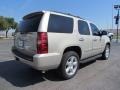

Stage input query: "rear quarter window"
[{"left": 48, "top": 14, "right": 73, "bottom": 33}]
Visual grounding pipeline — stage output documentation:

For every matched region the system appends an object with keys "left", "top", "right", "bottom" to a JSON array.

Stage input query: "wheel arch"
[
  {"left": 63, "top": 46, "right": 82, "bottom": 59},
  {"left": 106, "top": 42, "right": 111, "bottom": 47}
]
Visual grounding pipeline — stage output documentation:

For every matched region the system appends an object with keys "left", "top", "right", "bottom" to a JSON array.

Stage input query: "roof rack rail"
[{"left": 50, "top": 10, "right": 84, "bottom": 19}]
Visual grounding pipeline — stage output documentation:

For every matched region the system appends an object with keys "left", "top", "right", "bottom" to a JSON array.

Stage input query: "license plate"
[{"left": 18, "top": 40, "right": 24, "bottom": 48}]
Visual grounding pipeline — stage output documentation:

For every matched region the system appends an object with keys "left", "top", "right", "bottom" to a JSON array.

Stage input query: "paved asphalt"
[{"left": 0, "top": 39, "right": 120, "bottom": 90}]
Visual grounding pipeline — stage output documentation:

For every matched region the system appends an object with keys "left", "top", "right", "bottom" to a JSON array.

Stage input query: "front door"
[{"left": 90, "top": 23, "right": 104, "bottom": 55}]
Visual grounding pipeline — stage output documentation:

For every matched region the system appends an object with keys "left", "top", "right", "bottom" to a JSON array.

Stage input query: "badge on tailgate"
[{"left": 18, "top": 40, "right": 24, "bottom": 48}]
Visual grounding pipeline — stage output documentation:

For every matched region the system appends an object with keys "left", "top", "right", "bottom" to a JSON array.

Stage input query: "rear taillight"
[{"left": 37, "top": 32, "right": 48, "bottom": 54}]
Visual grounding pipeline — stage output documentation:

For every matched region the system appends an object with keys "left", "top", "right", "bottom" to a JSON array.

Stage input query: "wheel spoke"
[
  {"left": 106, "top": 47, "right": 110, "bottom": 58},
  {"left": 70, "top": 67, "right": 74, "bottom": 74},
  {"left": 73, "top": 61, "right": 77, "bottom": 66},
  {"left": 66, "top": 67, "right": 70, "bottom": 73},
  {"left": 70, "top": 56, "right": 75, "bottom": 63},
  {"left": 66, "top": 60, "right": 71, "bottom": 66}
]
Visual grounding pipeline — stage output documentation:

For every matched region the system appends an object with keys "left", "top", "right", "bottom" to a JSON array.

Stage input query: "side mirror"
[
  {"left": 93, "top": 31, "right": 102, "bottom": 36},
  {"left": 101, "top": 31, "right": 107, "bottom": 35}
]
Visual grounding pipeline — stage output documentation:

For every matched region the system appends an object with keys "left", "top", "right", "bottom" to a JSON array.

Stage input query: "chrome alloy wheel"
[
  {"left": 105, "top": 46, "right": 110, "bottom": 58},
  {"left": 65, "top": 56, "right": 78, "bottom": 76}
]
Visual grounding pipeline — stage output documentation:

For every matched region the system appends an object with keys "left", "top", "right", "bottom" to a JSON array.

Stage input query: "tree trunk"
[{"left": 6, "top": 30, "right": 9, "bottom": 38}]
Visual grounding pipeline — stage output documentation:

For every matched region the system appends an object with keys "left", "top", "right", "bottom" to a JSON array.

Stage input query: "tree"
[
  {"left": 12, "top": 22, "right": 18, "bottom": 29},
  {"left": 0, "top": 16, "right": 17, "bottom": 30},
  {"left": 0, "top": 16, "right": 18, "bottom": 38},
  {"left": 0, "top": 16, "right": 8, "bottom": 30}
]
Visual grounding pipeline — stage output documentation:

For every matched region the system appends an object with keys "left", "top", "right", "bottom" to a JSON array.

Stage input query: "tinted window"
[
  {"left": 78, "top": 20, "right": 90, "bottom": 35},
  {"left": 90, "top": 23, "right": 100, "bottom": 36},
  {"left": 48, "top": 14, "right": 73, "bottom": 33},
  {"left": 17, "top": 14, "right": 43, "bottom": 32}
]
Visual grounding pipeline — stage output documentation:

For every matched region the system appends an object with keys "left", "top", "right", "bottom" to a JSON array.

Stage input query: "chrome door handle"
[
  {"left": 79, "top": 38, "right": 84, "bottom": 41},
  {"left": 93, "top": 39, "right": 97, "bottom": 41}
]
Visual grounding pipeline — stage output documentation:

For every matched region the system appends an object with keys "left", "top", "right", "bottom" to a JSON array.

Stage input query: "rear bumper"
[{"left": 12, "top": 47, "right": 61, "bottom": 70}]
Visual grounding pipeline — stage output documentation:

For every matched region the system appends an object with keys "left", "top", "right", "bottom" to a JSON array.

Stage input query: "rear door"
[
  {"left": 77, "top": 20, "right": 93, "bottom": 59},
  {"left": 47, "top": 14, "right": 74, "bottom": 54},
  {"left": 15, "top": 13, "right": 43, "bottom": 56}
]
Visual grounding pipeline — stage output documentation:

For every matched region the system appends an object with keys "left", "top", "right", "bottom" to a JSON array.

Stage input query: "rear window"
[
  {"left": 17, "top": 14, "right": 43, "bottom": 32},
  {"left": 48, "top": 14, "right": 73, "bottom": 33}
]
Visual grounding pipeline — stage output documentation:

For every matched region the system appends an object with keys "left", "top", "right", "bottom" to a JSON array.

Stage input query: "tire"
[
  {"left": 101, "top": 44, "right": 110, "bottom": 60},
  {"left": 110, "top": 36, "right": 113, "bottom": 41},
  {"left": 58, "top": 51, "right": 79, "bottom": 80},
  {"left": 111, "top": 36, "right": 113, "bottom": 41}
]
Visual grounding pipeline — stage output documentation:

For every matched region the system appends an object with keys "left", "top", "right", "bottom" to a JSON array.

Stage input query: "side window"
[
  {"left": 90, "top": 23, "right": 100, "bottom": 36},
  {"left": 48, "top": 14, "right": 73, "bottom": 33},
  {"left": 78, "top": 20, "right": 90, "bottom": 35}
]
